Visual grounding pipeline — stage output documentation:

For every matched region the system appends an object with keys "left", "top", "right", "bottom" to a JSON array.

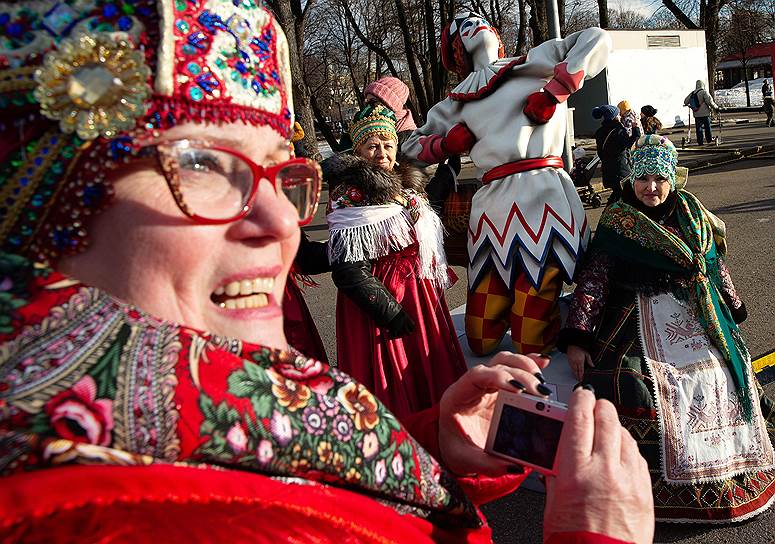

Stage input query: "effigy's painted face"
[{"left": 458, "top": 16, "right": 500, "bottom": 61}]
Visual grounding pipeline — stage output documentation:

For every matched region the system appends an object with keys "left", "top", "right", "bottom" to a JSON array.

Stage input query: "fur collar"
[{"left": 326, "top": 154, "right": 426, "bottom": 203}]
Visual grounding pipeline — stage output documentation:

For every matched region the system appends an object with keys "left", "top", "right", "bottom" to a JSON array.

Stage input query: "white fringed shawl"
[{"left": 327, "top": 199, "right": 450, "bottom": 289}]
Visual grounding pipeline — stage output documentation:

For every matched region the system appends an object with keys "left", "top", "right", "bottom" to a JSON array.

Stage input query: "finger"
[
  {"left": 592, "top": 399, "right": 622, "bottom": 461},
  {"left": 556, "top": 388, "right": 596, "bottom": 465},
  {"left": 571, "top": 361, "right": 584, "bottom": 382},
  {"left": 584, "top": 353, "right": 595, "bottom": 368},
  {"left": 466, "top": 364, "right": 541, "bottom": 396},
  {"left": 487, "top": 351, "right": 543, "bottom": 374},
  {"left": 525, "top": 352, "right": 551, "bottom": 370},
  {"left": 619, "top": 426, "right": 642, "bottom": 467}
]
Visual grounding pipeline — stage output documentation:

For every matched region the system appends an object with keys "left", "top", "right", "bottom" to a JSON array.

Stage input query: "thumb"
[{"left": 585, "top": 352, "right": 595, "bottom": 368}]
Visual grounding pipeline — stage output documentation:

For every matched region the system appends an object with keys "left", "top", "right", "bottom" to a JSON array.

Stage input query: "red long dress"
[
  {"left": 283, "top": 274, "right": 328, "bottom": 363},
  {"left": 336, "top": 244, "right": 467, "bottom": 420},
  {"left": 328, "top": 176, "right": 468, "bottom": 421}
]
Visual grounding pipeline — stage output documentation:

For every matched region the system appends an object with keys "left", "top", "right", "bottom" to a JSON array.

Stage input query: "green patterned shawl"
[{"left": 595, "top": 191, "right": 752, "bottom": 420}]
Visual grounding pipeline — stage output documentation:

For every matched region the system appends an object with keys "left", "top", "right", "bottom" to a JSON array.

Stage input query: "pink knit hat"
[
  {"left": 365, "top": 77, "right": 410, "bottom": 112},
  {"left": 364, "top": 77, "right": 416, "bottom": 132}
]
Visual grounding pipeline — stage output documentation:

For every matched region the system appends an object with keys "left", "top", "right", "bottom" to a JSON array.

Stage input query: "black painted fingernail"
[
  {"left": 573, "top": 383, "right": 595, "bottom": 393},
  {"left": 534, "top": 372, "right": 546, "bottom": 384},
  {"left": 507, "top": 464, "right": 524, "bottom": 474},
  {"left": 509, "top": 379, "right": 526, "bottom": 390},
  {"left": 537, "top": 384, "right": 552, "bottom": 396}
]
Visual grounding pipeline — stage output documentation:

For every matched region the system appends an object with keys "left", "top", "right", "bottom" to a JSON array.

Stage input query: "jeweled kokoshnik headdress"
[{"left": 0, "top": 0, "right": 293, "bottom": 263}]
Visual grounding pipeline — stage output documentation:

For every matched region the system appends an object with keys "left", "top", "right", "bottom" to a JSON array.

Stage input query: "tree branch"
[{"left": 661, "top": 0, "right": 700, "bottom": 29}]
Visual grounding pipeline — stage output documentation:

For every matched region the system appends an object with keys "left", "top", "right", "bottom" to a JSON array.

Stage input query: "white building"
[{"left": 569, "top": 29, "right": 708, "bottom": 136}]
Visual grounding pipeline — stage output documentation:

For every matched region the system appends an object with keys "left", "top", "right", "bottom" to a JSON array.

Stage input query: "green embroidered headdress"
[
  {"left": 350, "top": 104, "right": 398, "bottom": 150},
  {"left": 629, "top": 134, "right": 679, "bottom": 189}
]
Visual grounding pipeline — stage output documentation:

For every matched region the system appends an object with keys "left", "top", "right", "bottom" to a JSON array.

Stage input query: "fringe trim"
[
  {"left": 328, "top": 208, "right": 416, "bottom": 264},
  {"left": 639, "top": 293, "right": 775, "bottom": 486},
  {"left": 328, "top": 203, "right": 451, "bottom": 289},
  {"left": 413, "top": 199, "right": 451, "bottom": 289}
]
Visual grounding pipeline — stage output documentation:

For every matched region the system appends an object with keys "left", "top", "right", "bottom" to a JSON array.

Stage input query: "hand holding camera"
[{"left": 543, "top": 389, "right": 654, "bottom": 544}]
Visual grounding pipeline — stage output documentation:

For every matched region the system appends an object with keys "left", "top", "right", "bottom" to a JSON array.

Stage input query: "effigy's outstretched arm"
[
  {"left": 530, "top": 27, "right": 612, "bottom": 104},
  {"left": 401, "top": 98, "right": 468, "bottom": 166}
]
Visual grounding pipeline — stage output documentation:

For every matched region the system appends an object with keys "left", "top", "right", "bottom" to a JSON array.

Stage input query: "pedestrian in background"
[
  {"left": 640, "top": 104, "right": 663, "bottom": 134},
  {"left": 593, "top": 104, "right": 640, "bottom": 203},
  {"left": 684, "top": 80, "right": 720, "bottom": 145},
  {"left": 617, "top": 100, "right": 640, "bottom": 137},
  {"left": 763, "top": 79, "right": 774, "bottom": 127}
]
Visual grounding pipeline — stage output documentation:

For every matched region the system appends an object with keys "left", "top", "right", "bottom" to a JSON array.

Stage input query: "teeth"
[
  {"left": 240, "top": 279, "right": 253, "bottom": 295},
  {"left": 220, "top": 293, "right": 270, "bottom": 310},
  {"left": 217, "top": 277, "right": 275, "bottom": 298}
]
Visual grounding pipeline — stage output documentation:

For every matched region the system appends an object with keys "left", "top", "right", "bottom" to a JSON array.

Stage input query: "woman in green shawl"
[{"left": 559, "top": 134, "right": 775, "bottom": 523}]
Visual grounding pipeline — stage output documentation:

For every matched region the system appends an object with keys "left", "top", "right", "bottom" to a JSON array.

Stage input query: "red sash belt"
[{"left": 481, "top": 156, "right": 565, "bottom": 185}]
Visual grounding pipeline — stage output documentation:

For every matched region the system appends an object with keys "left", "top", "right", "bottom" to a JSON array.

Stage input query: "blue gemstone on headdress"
[
  {"left": 118, "top": 16, "right": 133, "bottom": 31},
  {"left": 0, "top": 14, "right": 9, "bottom": 26},
  {"left": 187, "top": 31, "right": 209, "bottom": 50},
  {"left": 19, "top": 177, "right": 29, "bottom": 187},
  {"left": 52, "top": 228, "right": 72, "bottom": 249},
  {"left": 109, "top": 136, "right": 133, "bottom": 159},
  {"left": 8, "top": 236, "right": 21, "bottom": 247},
  {"left": 103, "top": 4, "right": 119, "bottom": 18},
  {"left": 198, "top": 11, "right": 227, "bottom": 33},
  {"left": 82, "top": 185, "right": 104, "bottom": 207},
  {"left": 235, "top": 61, "right": 247, "bottom": 74},
  {"left": 6, "top": 23, "right": 23, "bottom": 39},
  {"left": 196, "top": 73, "right": 219, "bottom": 93}
]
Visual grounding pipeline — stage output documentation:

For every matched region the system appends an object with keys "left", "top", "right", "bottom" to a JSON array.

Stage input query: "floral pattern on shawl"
[{"left": 0, "top": 253, "right": 479, "bottom": 529}]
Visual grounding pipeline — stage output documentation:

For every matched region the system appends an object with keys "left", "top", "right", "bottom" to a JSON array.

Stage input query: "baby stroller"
[{"left": 569, "top": 147, "right": 603, "bottom": 208}]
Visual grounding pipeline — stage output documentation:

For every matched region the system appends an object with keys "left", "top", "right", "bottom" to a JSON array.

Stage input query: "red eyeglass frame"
[{"left": 153, "top": 141, "right": 322, "bottom": 226}]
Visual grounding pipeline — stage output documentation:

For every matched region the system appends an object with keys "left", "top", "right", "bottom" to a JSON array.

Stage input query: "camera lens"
[{"left": 536, "top": 402, "right": 546, "bottom": 411}]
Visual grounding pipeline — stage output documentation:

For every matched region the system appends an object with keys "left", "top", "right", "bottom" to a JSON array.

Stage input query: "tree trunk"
[
  {"left": 558, "top": 0, "right": 566, "bottom": 36},
  {"left": 309, "top": 92, "right": 341, "bottom": 151},
  {"left": 340, "top": 0, "right": 402, "bottom": 79},
  {"left": 517, "top": 0, "right": 529, "bottom": 54},
  {"left": 528, "top": 0, "right": 548, "bottom": 45},
  {"left": 271, "top": 0, "right": 320, "bottom": 160},
  {"left": 394, "top": 0, "right": 430, "bottom": 115},
  {"left": 598, "top": 0, "right": 609, "bottom": 28}
]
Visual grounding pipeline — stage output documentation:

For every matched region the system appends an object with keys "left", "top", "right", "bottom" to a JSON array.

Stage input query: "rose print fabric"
[{"left": 0, "top": 253, "right": 479, "bottom": 529}]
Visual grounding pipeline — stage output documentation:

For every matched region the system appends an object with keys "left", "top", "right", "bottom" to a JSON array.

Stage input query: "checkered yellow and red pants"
[{"left": 465, "top": 263, "right": 562, "bottom": 356}]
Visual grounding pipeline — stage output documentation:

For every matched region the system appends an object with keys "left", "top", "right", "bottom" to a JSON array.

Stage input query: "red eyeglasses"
[{"left": 148, "top": 140, "right": 322, "bottom": 226}]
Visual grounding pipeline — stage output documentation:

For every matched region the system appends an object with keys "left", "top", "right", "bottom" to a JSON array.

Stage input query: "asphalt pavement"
[{"left": 302, "top": 123, "right": 775, "bottom": 543}]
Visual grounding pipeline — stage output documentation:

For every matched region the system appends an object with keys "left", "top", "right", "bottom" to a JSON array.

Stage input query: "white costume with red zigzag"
[{"left": 403, "top": 27, "right": 610, "bottom": 290}]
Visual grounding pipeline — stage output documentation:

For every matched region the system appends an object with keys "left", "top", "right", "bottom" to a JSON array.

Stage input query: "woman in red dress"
[{"left": 327, "top": 105, "right": 468, "bottom": 420}]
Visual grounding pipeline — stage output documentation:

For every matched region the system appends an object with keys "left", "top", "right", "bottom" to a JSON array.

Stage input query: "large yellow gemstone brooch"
[{"left": 34, "top": 33, "right": 151, "bottom": 140}]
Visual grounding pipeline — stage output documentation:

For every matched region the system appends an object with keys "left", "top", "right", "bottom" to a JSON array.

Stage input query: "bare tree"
[
  {"left": 609, "top": 7, "right": 648, "bottom": 28},
  {"left": 266, "top": 0, "right": 321, "bottom": 159},
  {"left": 598, "top": 0, "right": 609, "bottom": 27},
  {"left": 660, "top": 0, "right": 727, "bottom": 93},
  {"left": 721, "top": 2, "right": 769, "bottom": 105}
]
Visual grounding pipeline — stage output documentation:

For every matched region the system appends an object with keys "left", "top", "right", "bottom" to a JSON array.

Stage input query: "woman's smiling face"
[
  {"left": 59, "top": 121, "right": 301, "bottom": 350},
  {"left": 633, "top": 174, "right": 671, "bottom": 207}
]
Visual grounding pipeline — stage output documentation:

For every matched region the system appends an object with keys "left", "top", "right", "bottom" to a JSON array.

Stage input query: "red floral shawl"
[{"left": 0, "top": 252, "right": 479, "bottom": 530}]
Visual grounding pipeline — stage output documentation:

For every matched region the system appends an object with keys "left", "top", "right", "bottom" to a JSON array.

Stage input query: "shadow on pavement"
[{"left": 712, "top": 198, "right": 775, "bottom": 214}]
